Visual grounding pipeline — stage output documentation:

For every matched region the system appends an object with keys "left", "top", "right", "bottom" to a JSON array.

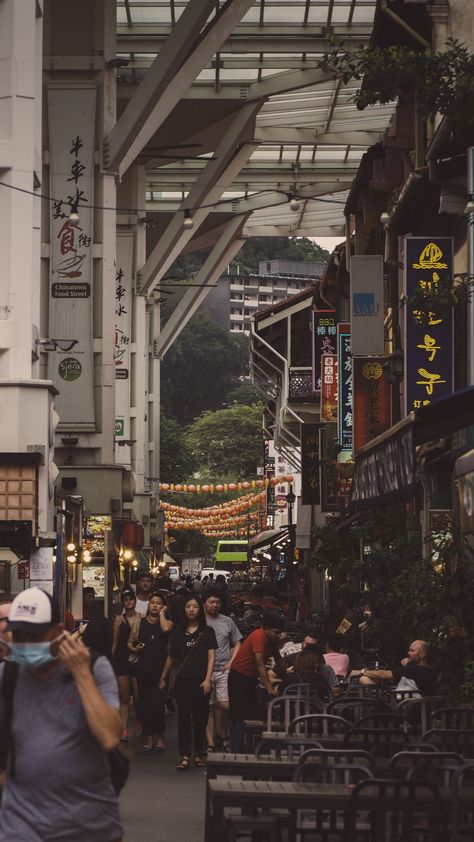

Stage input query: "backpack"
[{"left": 0, "top": 655, "right": 129, "bottom": 794}]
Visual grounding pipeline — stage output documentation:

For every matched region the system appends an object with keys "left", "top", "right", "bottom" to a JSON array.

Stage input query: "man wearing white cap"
[{"left": 0, "top": 586, "right": 123, "bottom": 842}]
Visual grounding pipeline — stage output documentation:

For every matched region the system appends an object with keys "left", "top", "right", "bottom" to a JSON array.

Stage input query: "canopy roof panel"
[{"left": 115, "top": 0, "right": 395, "bottom": 240}]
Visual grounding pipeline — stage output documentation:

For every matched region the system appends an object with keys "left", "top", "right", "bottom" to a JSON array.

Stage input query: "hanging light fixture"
[{"left": 183, "top": 209, "right": 194, "bottom": 229}]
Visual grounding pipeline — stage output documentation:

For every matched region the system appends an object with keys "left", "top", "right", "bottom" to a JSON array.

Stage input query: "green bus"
[{"left": 214, "top": 539, "right": 248, "bottom": 571}]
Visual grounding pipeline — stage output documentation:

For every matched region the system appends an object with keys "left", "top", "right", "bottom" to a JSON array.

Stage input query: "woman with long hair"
[
  {"left": 112, "top": 588, "right": 141, "bottom": 741},
  {"left": 161, "top": 594, "right": 217, "bottom": 771},
  {"left": 128, "top": 592, "right": 173, "bottom": 752}
]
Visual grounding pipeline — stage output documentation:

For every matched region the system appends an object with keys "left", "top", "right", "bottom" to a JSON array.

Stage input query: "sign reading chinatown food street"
[
  {"left": 404, "top": 238, "right": 454, "bottom": 412},
  {"left": 321, "top": 354, "right": 338, "bottom": 423},
  {"left": 300, "top": 424, "right": 321, "bottom": 505},
  {"left": 338, "top": 324, "right": 352, "bottom": 453},
  {"left": 353, "top": 357, "right": 391, "bottom": 451},
  {"left": 312, "top": 308, "right": 337, "bottom": 391}
]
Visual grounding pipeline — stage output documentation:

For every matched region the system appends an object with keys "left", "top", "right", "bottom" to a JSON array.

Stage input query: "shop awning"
[
  {"left": 351, "top": 386, "right": 474, "bottom": 509},
  {"left": 249, "top": 527, "right": 289, "bottom": 551}
]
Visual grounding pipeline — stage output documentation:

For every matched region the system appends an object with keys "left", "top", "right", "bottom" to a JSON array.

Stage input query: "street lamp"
[
  {"left": 285, "top": 484, "right": 297, "bottom": 618},
  {"left": 383, "top": 347, "right": 404, "bottom": 385}
]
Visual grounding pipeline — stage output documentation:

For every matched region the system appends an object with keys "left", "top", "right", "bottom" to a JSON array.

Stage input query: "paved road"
[{"left": 120, "top": 713, "right": 207, "bottom": 842}]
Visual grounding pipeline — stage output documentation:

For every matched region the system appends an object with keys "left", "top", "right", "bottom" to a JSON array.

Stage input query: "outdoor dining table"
[
  {"left": 204, "top": 778, "right": 469, "bottom": 842},
  {"left": 205, "top": 752, "right": 299, "bottom": 840}
]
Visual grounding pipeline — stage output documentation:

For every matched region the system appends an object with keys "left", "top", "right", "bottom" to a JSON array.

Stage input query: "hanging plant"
[
  {"left": 320, "top": 38, "right": 474, "bottom": 138},
  {"left": 407, "top": 272, "right": 472, "bottom": 325}
]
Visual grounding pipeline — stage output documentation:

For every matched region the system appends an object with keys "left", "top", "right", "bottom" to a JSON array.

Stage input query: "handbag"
[
  {"left": 108, "top": 747, "right": 130, "bottom": 795},
  {"left": 168, "top": 631, "right": 204, "bottom": 699}
]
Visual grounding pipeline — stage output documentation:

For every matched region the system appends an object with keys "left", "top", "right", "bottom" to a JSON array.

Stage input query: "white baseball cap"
[{"left": 6, "top": 587, "right": 60, "bottom": 632}]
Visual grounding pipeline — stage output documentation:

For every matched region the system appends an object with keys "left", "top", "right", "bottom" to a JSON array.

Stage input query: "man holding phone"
[{"left": 0, "top": 587, "right": 123, "bottom": 842}]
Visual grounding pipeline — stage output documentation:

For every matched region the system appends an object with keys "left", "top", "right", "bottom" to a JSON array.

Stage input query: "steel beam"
[
  {"left": 254, "top": 128, "right": 382, "bottom": 146},
  {"left": 247, "top": 68, "right": 336, "bottom": 100},
  {"left": 139, "top": 102, "right": 261, "bottom": 295},
  {"left": 105, "top": 0, "right": 255, "bottom": 177},
  {"left": 154, "top": 215, "right": 249, "bottom": 359}
]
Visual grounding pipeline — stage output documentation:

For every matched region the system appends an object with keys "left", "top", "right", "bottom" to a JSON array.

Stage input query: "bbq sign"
[{"left": 404, "top": 238, "right": 454, "bottom": 412}]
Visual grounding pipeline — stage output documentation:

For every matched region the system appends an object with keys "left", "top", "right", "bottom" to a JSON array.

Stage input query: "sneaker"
[
  {"left": 120, "top": 729, "right": 129, "bottom": 742},
  {"left": 135, "top": 721, "right": 143, "bottom": 736}
]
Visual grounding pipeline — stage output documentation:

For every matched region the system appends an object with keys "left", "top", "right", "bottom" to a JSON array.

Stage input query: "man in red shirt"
[{"left": 228, "top": 613, "right": 285, "bottom": 752}]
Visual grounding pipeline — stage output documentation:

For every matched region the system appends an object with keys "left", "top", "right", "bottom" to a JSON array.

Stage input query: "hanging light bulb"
[
  {"left": 287, "top": 192, "right": 300, "bottom": 212},
  {"left": 183, "top": 209, "right": 194, "bottom": 230},
  {"left": 82, "top": 549, "right": 92, "bottom": 563},
  {"left": 68, "top": 209, "right": 80, "bottom": 227}
]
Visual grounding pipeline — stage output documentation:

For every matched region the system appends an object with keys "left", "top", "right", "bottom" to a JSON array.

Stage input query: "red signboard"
[
  {"left": 321, "top": 353, "right": 338, "bottom": 423},
  {"left": 18, "top": 562, "right": 30, "bottom": 580},
  {"left": 353, "top": 357, "right": 391, "bottom": 451}
]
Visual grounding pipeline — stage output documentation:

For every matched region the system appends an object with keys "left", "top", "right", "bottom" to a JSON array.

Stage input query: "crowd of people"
[{"left": 0, "top": 575, "right": 439, "bottom": 841}]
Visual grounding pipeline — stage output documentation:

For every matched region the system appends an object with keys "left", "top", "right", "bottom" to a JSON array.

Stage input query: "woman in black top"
[
  {"left": 161, "top": 594, "right": 217, "bottom": 770},
  {"left": 128, "top": 592, "right": 173, "bottom": 751},
  {"left": 111, "top": 588, "right": 142, "bottom": 741}
]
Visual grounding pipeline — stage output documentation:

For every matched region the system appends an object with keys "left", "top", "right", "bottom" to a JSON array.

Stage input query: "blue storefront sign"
[
  {"left": 338, "top": 323, "right": 352, "bottom": 453},
  {"left": 404, "top": 237, "right": 454, "bottom": 412}
]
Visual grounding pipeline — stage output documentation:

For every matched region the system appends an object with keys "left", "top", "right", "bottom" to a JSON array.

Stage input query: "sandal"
[
  {"left": 194, "top": 755, "right": 206, "bottom": 768},
  {"left": 143, "top": 744, "right": 153, "bottom": 753},
  {"left": 177, "top": 757, "right": 190, "bottom": 771}
]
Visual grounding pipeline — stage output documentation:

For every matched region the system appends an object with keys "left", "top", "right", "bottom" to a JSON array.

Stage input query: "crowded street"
[{"left": 2, "top": 0, "right": 474, "bottom": 839}]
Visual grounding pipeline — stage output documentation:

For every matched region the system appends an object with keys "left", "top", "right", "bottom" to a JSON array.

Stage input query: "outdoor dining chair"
[
  {"left": 347, "top": 778, "right": 441, "bottom": 841},
  {"left": 450, "top": 761, "right": 474, "bottom": 841},
  {"left": 422, "top": 728, "right": 474, "bottom": 757},
  {"left": 327, "top": 696, "right": 387, "bottom": 724},
  {"left": 295, "top": 747, "right": 376, "bottom": 777},
  {"left": 344, "top": 726, "right": 409, "bottom": 758},
  {"left": 357, "top": 711, "right": 420, "bottom": 737},
  {"left": 429, "top": 707, "right": 474, "bottom": 730},
  {"left": 266, "top": 695, "right": 322, "bottom": 734},
  {"left": 255, "top": 736, "right": 323, "bottom": 760},
  {"left": 396, "top": 696, "right": 448, "bottom": 735},
  {"left": 389, "top": 750, "right": 464, "bottom": 785},
  {"left": 287, "top": 713, "right": 351, "bottom": 738}
]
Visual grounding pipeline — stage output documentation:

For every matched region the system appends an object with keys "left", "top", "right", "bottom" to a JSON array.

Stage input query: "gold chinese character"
[
  {"left": 419, "top": 272, "right": 440, "bottom": 292},
  {"left": 413, "top": 400, "right": 431, "bottom": 409},
  {"left": 412, "top": 310, "right": 443, "bottom": 326},
  {"left": 416, "top": 368, "right": 446, "bottom": 395},
  {"left": 416, "top": 334, "right": 441, "bottom": 362}
]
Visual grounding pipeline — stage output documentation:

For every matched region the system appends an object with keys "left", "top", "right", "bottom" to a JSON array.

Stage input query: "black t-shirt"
[
  {"left": 136, "top": 617, "right": 170, "bottom": 676},
  {"left": 169, "top": 626, "right": 217, "bottom": 681},
  {"left": 392, "top": 662, "right": 437, "bottom": 697}
]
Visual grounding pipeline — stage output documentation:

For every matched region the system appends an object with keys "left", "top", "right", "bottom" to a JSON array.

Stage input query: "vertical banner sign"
[
  {"left": 48, "top": 86, "right": 96, "bottom": 425},
  {"left": 115, "top": 233, "right": 134, "bottom": 462},
  {"left": 405, "top": 238, "right": 454, "bottom": 411},
  {"left": 300, "top": 424, "right": 321, "bottom": 505},
  {"left": 321, "top": 354, "right": 338, "bottom": 423},
  {"left": 350, "top": 255, "right": 385, "bottom": 356},
  {"left": 320, "top": 426, "right": 339, "bottom": 512},
  {"left": 353, "top": 357, "right": 391, "bottom": 451},
  {"left": 312, "top": 308, "right": 337, "bottom": 391},
  {"left": 338, "top": 324, "right": 353, "bottom": 453}
]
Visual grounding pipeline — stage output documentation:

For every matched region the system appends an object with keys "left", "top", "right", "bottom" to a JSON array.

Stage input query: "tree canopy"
[
  {"left": 185, "top": 403, "right": 265, "bottom": 479},
  {"left": 160, "top": 313, "right": 248, "bottom": 426}
]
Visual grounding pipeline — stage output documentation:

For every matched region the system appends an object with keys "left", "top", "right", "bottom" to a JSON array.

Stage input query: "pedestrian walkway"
[{"left": 120, "top": 716, "right": 207, "bottom": 841}]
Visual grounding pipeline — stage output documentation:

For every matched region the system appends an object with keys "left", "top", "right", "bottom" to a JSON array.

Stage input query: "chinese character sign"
[
  {"left": 48, "top": 87, "right": 96, "bottom": 424},
  {"left": 115, "top": 233, "right": 133, "bottom": 463},
  {"left": 300, "top": 424, "right": 321, "bottom": 505},
  {"left": 353, "top": 358, "right": 391, "bottom": 451},
  {"left": 338, "top": 324, "right": 353, "bottom": 453},
  {"left": 404, "top": 238, "right": 453, "bottom": 412},
  {"left": 312, "top": 309, "right": 337, "bottom": 391},
  {"left": 321, "top": 354, "right": 338, "bottom": 423}
]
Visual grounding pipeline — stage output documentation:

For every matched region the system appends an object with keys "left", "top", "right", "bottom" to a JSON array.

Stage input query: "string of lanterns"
[
  {"left": 160, "top": 491, "right": 265, "bottom": 518},
  {"left": 159, "top": 474, "right": 293, "bottom": 494}
]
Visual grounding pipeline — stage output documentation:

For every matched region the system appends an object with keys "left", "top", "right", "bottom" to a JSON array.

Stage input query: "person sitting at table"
[
  {"left": 324, "top": 633, "right": 350, "bottom": 677},
  {"left": 355, "top": 639, "right": 437, "bottom": 697},
  {"left": 278, "top": 649, "right": 332, "bottom": 700}
]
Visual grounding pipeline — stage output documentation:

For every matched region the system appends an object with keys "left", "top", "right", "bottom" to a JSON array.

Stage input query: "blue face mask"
[{"left": 10, "top": 642, "right": 56, "bottom": 669}]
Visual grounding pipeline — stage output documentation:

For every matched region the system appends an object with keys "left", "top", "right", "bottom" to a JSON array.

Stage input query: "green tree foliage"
[
  {"left": 322, "top": 38, "right": 474, "bottom": 137},
  {"left": 225, "top": 382, "right": 267, "bottom": 406},
  {"left": 311, "top": 505, "right": 474, "bottom": 697},
  {"left": 185, "top": 404, "right": 264, "bottom": 479},
  {"left": 159, "top": 413, "right": 195, "bottom": 482},
  {"left": 160, "top": 313, "right": 248, "bottom": 425}
]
